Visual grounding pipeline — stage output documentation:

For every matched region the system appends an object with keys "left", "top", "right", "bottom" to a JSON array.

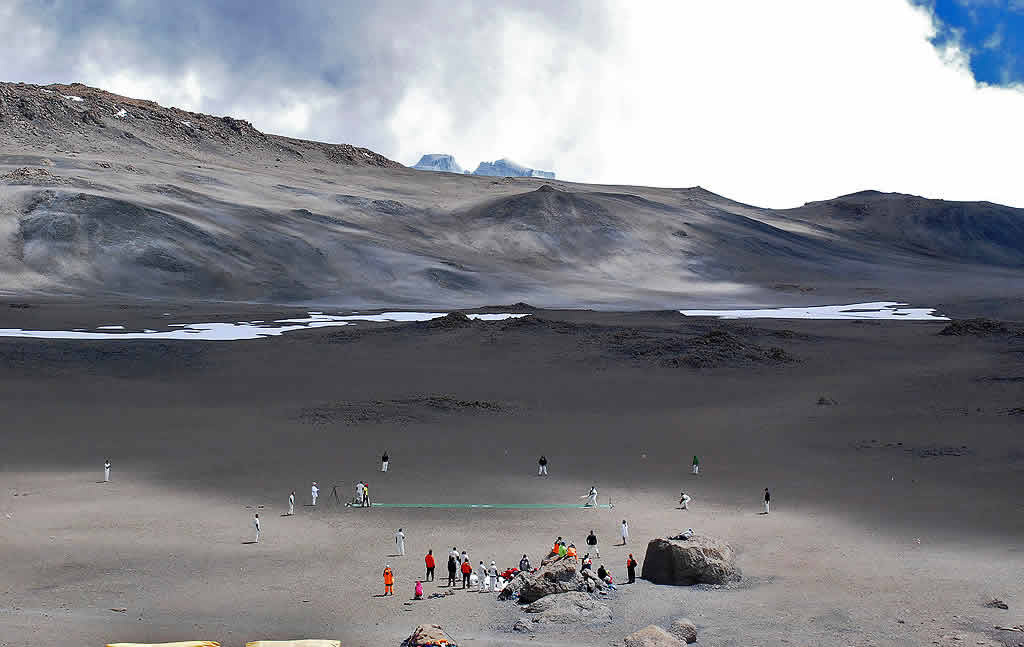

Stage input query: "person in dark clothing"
[
  {"left": 538, "top": 455, "right": 548, "bottom": 476},
  {"left": 519, "top": 554, "right": 531, "bottom": 572},
  {"left": 447, "top": 555, "right": 458, "bottom": 587},
  {"left": 626, "top": 554, "right": 638, "bottom": 583},
  {"left": 586, "top": 530, "right": 599, "bottom": 557},
  {"left": 596, "top": 564, "right": 608, "bottom": 581},
  {"left": 381, "top": 451, "right": 389, "bottom": 472},
  {"left": 764, "top": 487, "right": 771, "bottom": 514}
]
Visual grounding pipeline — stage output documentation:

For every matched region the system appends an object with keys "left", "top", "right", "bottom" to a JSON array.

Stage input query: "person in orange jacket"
[
  {"left": 425, "top": 549, "right": 435, "bottom": 581},
  {"left": 460, "top": 558, "right": 472, "bottom": 588},
  {"left": 383, "top": 564, "right": 394, "bottom": 596},
  {"left": 566, "top": 544, "right": 578, "bottom": 560},
  {"left": 626, "top": 554, "right": 638, "bottom": 584}
]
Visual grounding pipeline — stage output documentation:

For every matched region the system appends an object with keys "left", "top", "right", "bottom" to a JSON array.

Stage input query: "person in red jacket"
[
  {"left": 425, "top": 549, "right": 435, "bottom": 581},
  {"left": 626, "top": 554, "right": 638, "bottom": 584},
  {"left": 383, "top": 564, "right": 394, "bottom": 596},
  {"left": 460, "top": 558, "right": 472, "bottom": 588}
]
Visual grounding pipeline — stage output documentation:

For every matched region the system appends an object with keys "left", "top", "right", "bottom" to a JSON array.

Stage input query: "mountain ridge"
[{"left": 2, "top": 81, "right": 1022, "bottom": 310}]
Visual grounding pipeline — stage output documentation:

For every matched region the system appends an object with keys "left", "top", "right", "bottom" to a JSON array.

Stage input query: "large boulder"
[
  {"left": 668, "top": 618, "right": 698, "bottom": 643},
  {"left": 523, "top": 591, "right": 613, "bottom": 624},
  {"left": 402, "top": 624, "right": 458, "bottom": 647},
  {"left": 641, "top": 536, "right": 741, "bottom": 586},
  {"left": 624, "top": 625, "right": 684, "bottom": 647},
  {"left": 499, "top": 556, "right": 605, "bottom": 603}
]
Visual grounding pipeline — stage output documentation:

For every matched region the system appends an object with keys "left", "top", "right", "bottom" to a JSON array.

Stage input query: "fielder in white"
[
  {"left": 253, "top": 513, "right": 260, "bottom": 543},
  {"left": 620, "top": 520, "right": 629, "bottom": 545},
  {"left": 288, "top": 491, "right": 295, "bottom": 515},
  {"left": 679, "top": 492, "right": 691, "bottom": 510},
  {"left": 585, "top": 486, "right": 598, "bottom": 507},
  {"left": 311, "top": 482, "right": 319, "bottom": 506},
  {"left": 355, "top": 481, "right": 364, "bottom": 506},
  {"left": 103, "top": 459, "right": 111, "bottom": 483},
  {"left": 488, "top": 561, "right": 498, "bottom": 591},
  {"left": 395, "top": 528, "right": 405, "bottom": 556}
]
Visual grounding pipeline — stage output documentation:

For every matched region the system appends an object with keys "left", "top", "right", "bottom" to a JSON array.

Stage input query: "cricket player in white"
[
  {"left": 679, "top": 492, "right": 691, "bottom": 510},
  {"left": 103, "top": 459, "right": 111, "bottom": 483},
  {"left": 395, "top": 528, "right": 405, "bottom": 556},
  {"left": 288, "top": 491, "right": 295, "bottom": 515},
  {"left": 253, "top": 513, "right": 260, "bottom": 543},
  {"left": 585, "top": 486, "right": 598, "bottom": 507},
  {"left": 311, "top": 482, "right": 319, "bottom": 506},
  {"left": 355, "top": 481, "right": 364, "bottom": 506},
  {"left": 621, "top": 520, "right": 629, "bottom": 545}
]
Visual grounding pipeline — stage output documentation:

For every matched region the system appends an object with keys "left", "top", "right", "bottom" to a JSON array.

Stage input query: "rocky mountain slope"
[{"left": 1, "top": 81, "right": 1022, "bottom": 310}]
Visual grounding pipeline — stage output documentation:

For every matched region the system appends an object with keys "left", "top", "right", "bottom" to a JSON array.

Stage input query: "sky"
[{"left": 2, "top": 0, "right": 1023, "bottom": 208}]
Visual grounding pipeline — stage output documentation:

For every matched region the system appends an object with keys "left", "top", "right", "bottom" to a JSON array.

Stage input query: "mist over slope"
[{"left": 1, "top": 81, "right": 1022, "bottom": 310}]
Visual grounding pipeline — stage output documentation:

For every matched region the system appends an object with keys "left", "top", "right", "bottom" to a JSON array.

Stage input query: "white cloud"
[{"left": 387, "top": 1, "right": 1024, "bottom": 208}]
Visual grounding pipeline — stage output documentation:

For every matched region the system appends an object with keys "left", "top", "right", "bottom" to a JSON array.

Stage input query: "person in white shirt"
[
  {"left": 620, "top": 520, "right": 629, "bottom": 545},
  {"left": 461, "top": 550, "right": 469, "bottom": 566},
  {"left": 395, "top": 528, "right": 405, "bottom": 556},
  {"left": 478, "top": 561, "right": 488, "bottom": 590},
  {"left": 679, "top": 492, "right": 691, "bottom": 510},
  {"left": 311, "top": 482, "right": 319, "bottom": 506},
  {"left": 355, "top": 481, "right": 364, "bottom": 506},
  {"left": 585, "top": 486, "right": 598, "bottom": 507},
  {"left": 253, "top": 513, "right": 260, "bottom": 543},
  {"left": 487, "top": 561, "right": 499, "bottom": 591},
  {"left": 288, "top": 491, "right": 295, "bottom": 515},
  {"left": 103, "top": 459, "right": 111, "bottom": 483},
  {"left": 450, "top": 547, "right": 459, "bottom": 561}
]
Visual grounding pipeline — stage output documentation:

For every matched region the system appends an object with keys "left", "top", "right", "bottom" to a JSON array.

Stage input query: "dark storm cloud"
[{"left": 1, "top": 0, "right": 610, "bottom": 154}]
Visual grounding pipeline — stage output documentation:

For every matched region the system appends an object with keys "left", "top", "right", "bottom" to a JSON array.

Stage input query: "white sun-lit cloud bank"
[{"left": 0, "top": 312, "right": 530, "bottom": 341}]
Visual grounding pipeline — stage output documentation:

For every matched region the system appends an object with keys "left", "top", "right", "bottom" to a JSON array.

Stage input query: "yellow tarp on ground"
[
  {"left": 107, "top": 643, "right": 220, "bottom": 647},
  {"left": 246, "top": 641, "right": 340, "bottom": 647}
]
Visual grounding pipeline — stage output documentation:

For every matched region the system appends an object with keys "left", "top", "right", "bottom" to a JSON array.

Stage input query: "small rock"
[
  {"left": 512, "top": 619, "right": 532, "bottom": 633},
  {"left": 667, "top": 618, "right": 697, "bottom": 643},
  {"left": 985, "top": 598, "right": 1009, "bottom": 610},
  {"left": 624, "top": 625, "right": 684, "bottom": 647},
  {"left": 110, "top": 607, "right": 127, "bottom": 613}
]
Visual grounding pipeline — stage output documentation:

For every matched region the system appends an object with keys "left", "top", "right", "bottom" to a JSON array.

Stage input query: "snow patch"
[
  {"left": 0, "top": 312, "right": 530, "bottom": 342},
  {"left": 63, "top": 95, "right": 84, "bottom": 102},
  {"left": 114, "top": 108, "right": 128, "bottom": 118},
  {"left": 181, "top": 120, "right": 192, "bottom": 127},
  {"left": 680, "top": 302, "right": 948, "bottom": 321},
  {"left": 40, "top": 89, "right": 54, "bottom": 94}
]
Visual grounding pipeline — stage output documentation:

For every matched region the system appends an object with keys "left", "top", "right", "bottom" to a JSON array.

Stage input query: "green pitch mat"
[{"left": 366, "top": 502, "right": 614, "bottom": 509}]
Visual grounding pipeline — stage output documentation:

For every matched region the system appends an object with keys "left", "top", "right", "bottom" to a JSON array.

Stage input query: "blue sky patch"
[{"left": 913, "top": 0, "right": 1024, "bottom": 85}]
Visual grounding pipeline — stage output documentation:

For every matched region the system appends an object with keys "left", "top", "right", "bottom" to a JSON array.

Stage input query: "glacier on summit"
[{"left": 411, "top": 153, "right": 464, "bottom": 174}]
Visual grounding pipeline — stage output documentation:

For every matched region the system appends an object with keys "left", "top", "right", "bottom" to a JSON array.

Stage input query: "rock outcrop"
[
  {"left": 498, "top": 556, "right": 605, "bottom": 603},
  {"left": 667, "top": 618, "right": 698, "bottom": 643},
  {"left": 641, "top": 535, "right": 741, "bottom": 586},
  {"left": 402, "top": 624, "right": 458, "bottom": 647},
  {"left": 472, "top": 158, "right": 555, "bottom": 179},
  {"left": 624, "top": 625, "right": 684, "bottom": 647},
  {"left": 411, "top": 154, "right": 464, "bottom": 174},
  {"left": 522, "top": 591, "right": 612, "bottom": 624}
]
